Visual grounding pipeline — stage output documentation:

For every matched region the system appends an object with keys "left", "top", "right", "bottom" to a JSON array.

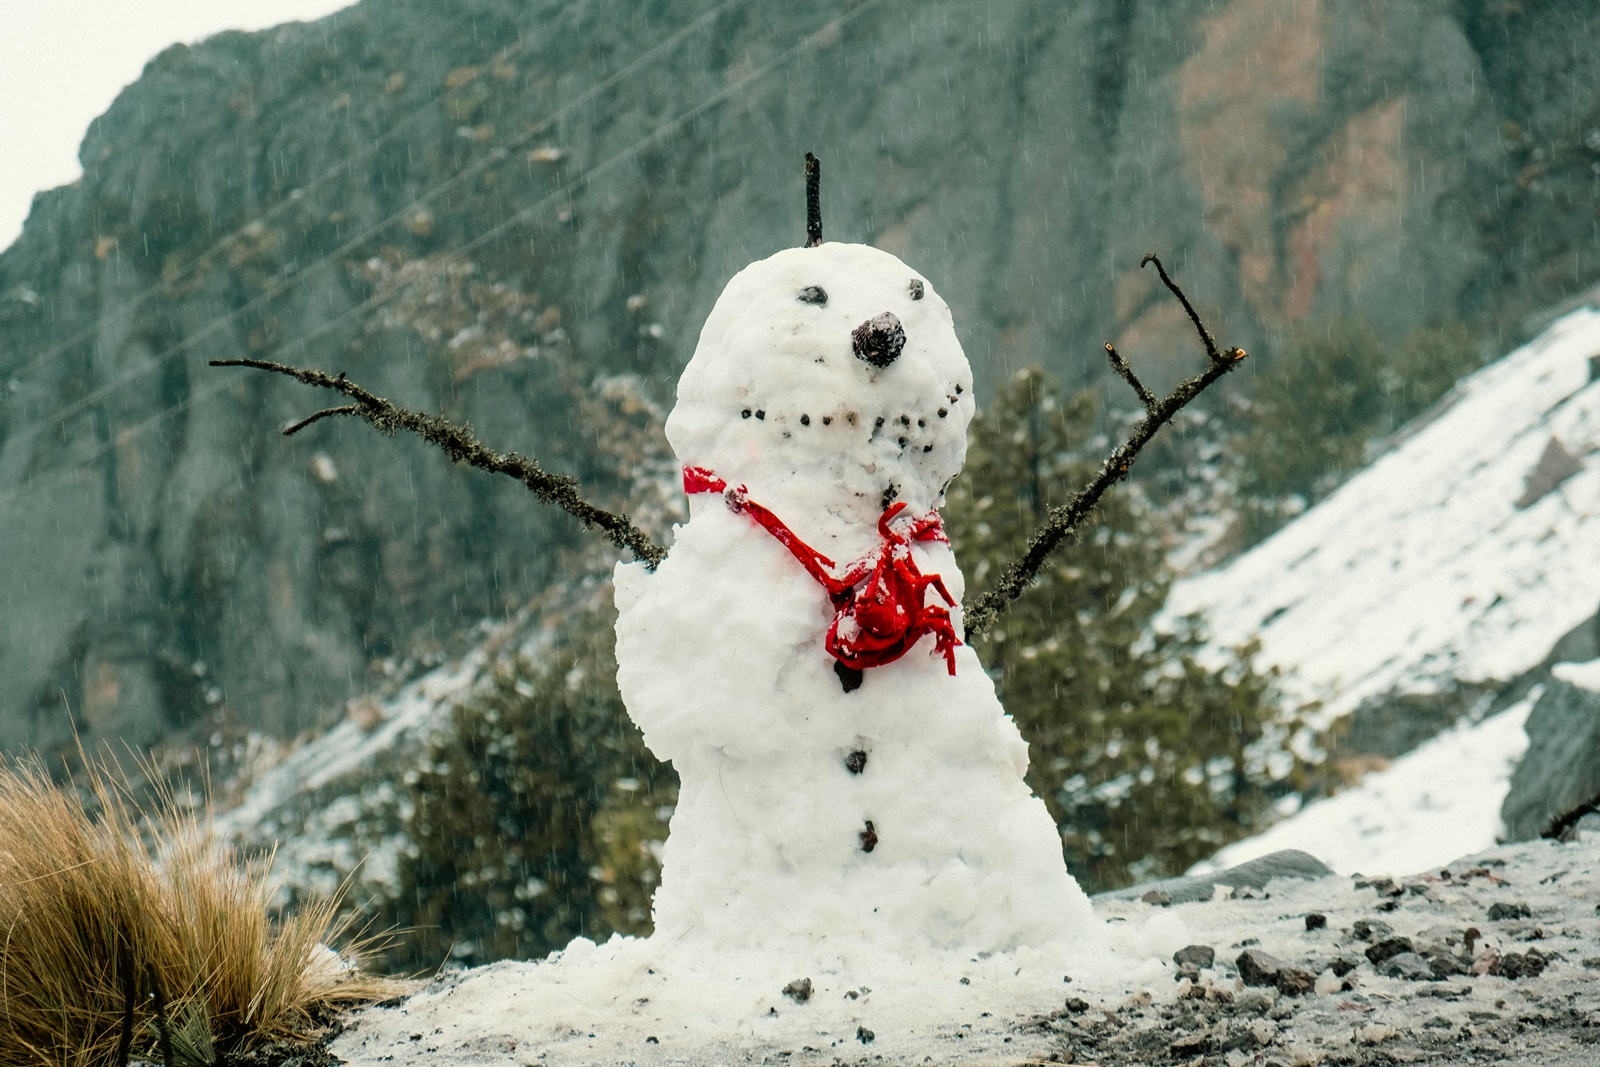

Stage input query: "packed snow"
[
  {"left": 331, "top": 242, "right": 1156, "bottom": 1063},
  {"left": 1167, "top": 306, "right": 1600, "bottom": 720},
  {"left": 1192, "top": 692, "right": 1536, "bottom": 879},
  {"left": 619, "top": 243, "right": 1093, "bottom": 955}
]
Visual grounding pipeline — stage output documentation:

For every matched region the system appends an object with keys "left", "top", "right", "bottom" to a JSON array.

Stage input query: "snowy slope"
[
  {"left": 1167, "top": 307, "right": 1600, "bottom": 719},
  {"left": 1191, "top": 691, "right": 1536, "bottom": 878}
]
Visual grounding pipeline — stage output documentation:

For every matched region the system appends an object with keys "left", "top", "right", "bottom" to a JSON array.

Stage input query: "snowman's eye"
[
  {"left": 909, "top": 279, "right": 925, "bottom": 300},
  {"left": 797, "top": 286, "right": 828, "bottom": 306}
]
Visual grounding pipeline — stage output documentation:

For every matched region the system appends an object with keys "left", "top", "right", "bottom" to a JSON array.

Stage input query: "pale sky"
[{"left": 0, "top": 0, "right": 356, "bottom": 251}]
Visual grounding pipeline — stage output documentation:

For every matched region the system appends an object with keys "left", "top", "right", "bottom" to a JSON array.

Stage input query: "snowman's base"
[{"left": 330, "top": 932, "right": 1151, "bottom": 1066}]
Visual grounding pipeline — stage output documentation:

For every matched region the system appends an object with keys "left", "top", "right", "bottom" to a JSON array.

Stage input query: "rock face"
[
  {"left": 1501, "top": 665, "right": 1600, "bottom": 841},
  {"left": 2, "top": 0, "right": 1600, "bottom": 746}
]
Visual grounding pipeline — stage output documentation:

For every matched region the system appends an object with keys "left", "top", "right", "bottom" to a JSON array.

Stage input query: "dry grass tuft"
[{"left": 0, "top": 757, "right": 406, "bottom": 1067}]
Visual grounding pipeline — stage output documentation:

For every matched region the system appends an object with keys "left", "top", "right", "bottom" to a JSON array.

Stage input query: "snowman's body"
[{"left": 615, "top": 243, "right": 1095, "bottom": 960}]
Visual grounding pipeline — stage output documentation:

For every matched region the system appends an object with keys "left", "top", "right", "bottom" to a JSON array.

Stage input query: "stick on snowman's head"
[{"left": 666, "top": 159, "right": 976, "bottom": 527}]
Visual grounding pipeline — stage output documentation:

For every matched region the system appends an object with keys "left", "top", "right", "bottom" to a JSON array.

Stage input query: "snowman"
[{"left": 613, "top": 239, "right": 1097, "bottom": 960}]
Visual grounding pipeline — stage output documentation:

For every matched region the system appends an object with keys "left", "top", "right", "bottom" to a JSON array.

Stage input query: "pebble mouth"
[{"left": 734, "top": 399, "right": 956, "bottom": 458}]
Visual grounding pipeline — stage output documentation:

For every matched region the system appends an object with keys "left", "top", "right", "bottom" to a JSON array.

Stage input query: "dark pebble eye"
[
  {"left": 755, "top": 409, "right": 766, "bottom": 420},
  {"left": 922, "top": 444, "right": 933, "bottom": 453},
  {"left": 955, "top": 384, "right": 964, "bottom": 394},
  {"left": 800, "top": 414, "right": 810, "bottom": 426},
  {"left": 798, "top": 286, "right": 828, "bottom": 306},
  {"left": 909, "top": 279, "right": 924, "bottom": 300},
  {"left": 938, "top": 408, "right": 948, "bottom": 418},
  {"left": 822, "top": 416, "right": 832, "bottom": 425},
  {"left": 741, "top": 409, "right": 752, "bottom": 419}
]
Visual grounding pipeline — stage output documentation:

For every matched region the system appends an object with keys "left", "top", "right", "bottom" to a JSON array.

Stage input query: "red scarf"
[{"left": 683, "top": 467, "right": 961, "bottom": 675}]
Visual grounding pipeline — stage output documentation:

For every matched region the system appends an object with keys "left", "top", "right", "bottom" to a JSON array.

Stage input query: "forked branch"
[
  {"left": 209, "top": 358, "right": 667, "bottom": 569},
  {"left": 962, "top": 255, "right": 1246, "bottom": 642}
]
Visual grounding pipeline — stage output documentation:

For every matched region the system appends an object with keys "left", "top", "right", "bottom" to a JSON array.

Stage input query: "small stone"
[
  {"left": 858, "top": 820, "right": 877, "bottom": 853},
  {"left": 1355, "top": 1023, "right": 1400, "bottom": 1045},
  {"left": 1494, "top": 949, "right": 1548, "bottom": 980},
  {"left": 1487, "top": 901, "right": 1531, "bottom": 921},
  {"left": 1276, "top": 968, "right": 1316, "bottom": 996},
  {"left": 1064, "top": 997, "right": 1090, "bottom": 1013},
  {"left": 1377, "top": 951, "right": 1436, "bottom": 981},
  {"left": 1174, "top": 944, "right": 1216, "bottom": 970},
  {"left": 1365, "top": 936, "right": 1415, "bottom": 966},
  {"left": 855, "top": 1026, "right": 874, "bottom": 1044},
  {"left": 1422, "top": 948, "right": 1469, "bottom": 978},
  {"left": 834, "top": 662, "right": 864, "bottom": 693},
  {"left": 1141, "top": 887, "right": 1174, "bottom": 906},
  {"left": 844, "top": 750, "right": 867, "bottom": 774},
  {"left": 1236, "top": 950, "right": 1315, "bottom": 997},
  {"left": 1237, "top": 949, "right": 1285, "bottom": 987},
  {"left": 1354, "top": 876, "right": 1402, "bottom": 897},
  {"left": 783, "top": 978, "right": 812, "bottom": 1003},
  {"left": 1329, "top": 956, "right": 1361, "bottom": 977},
  {"left": 1305, "top": 912, "right": 1328, "bottom": 931},
  {"left": 1220, "top": 1024, "right": 1261, "bottom": 1052},
  {"left": 1235, "top": 989, "right": 1275, "bottom": 1014},
  {"left": 1168, "top": 1032, "right": 1212, "bottom": 1056},
  {"left": 1351, "top": 919, "right": 1393, "bottom": 942}
]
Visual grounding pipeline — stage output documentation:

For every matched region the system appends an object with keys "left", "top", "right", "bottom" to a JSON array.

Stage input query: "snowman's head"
[{"left": 667, "top": 243, "right": 975, "bottom": 527}]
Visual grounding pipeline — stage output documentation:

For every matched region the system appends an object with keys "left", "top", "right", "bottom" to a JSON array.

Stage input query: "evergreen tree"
[
  {"left": 393, "top": 599, "right": 674, "bottom": 970},
  {"left": 945, "top": 369, "right": 1308, "bottom": 891}
]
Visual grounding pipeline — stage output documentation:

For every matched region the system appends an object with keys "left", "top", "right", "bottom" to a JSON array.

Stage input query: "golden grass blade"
[{"left": 0, "top": 755, "right": 408, "bottom": 1066}]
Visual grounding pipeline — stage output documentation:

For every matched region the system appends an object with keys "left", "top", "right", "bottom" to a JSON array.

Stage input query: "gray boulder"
[
  {"left": 1098, "top": 849, "right": 1334, "bottom": 905},
  {"left": 1501, "top": 669, "right": 1600, "bottom": 840}
]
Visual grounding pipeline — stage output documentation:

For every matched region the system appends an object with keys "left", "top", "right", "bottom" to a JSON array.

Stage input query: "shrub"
[{"left": 0, "top": 758, "right": 399, "bottom": 1067}]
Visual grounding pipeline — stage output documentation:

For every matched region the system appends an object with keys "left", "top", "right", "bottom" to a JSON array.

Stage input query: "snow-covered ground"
[
  {"left": 1167, "top": 306, "right": 1600, "bottom": 720},
  {"left": 1192, "top": 691, "right": 1537, "bottom": 878},
  {"left": 333, "top": 833, "right": 1600, "bottom": 1066}
]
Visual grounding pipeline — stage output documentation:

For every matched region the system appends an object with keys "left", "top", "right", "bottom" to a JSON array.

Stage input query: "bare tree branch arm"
[
  {"left": 210, "top": 358, "right": 667, "bottom": 569},
  {"left": 962, "top": 258, "right": 1245, "bottom": 642}
]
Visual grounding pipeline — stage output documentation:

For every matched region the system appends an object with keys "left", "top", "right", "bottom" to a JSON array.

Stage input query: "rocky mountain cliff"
[{"left": 2, "top": 0, "right": 1599, "bottom": 748}]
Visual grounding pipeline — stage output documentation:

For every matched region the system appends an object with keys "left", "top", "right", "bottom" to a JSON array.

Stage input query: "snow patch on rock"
[
  {"left": 1167, "top": 307, "right": 1600, "bottom": 720},
  {"left": 1552, "top": 657, "right": 1600, "bottom": 692}
]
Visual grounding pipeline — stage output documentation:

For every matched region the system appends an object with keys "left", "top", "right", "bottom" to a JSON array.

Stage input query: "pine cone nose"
[{"left": 852, "top": 312, "right": 906, "bottom": 368}]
